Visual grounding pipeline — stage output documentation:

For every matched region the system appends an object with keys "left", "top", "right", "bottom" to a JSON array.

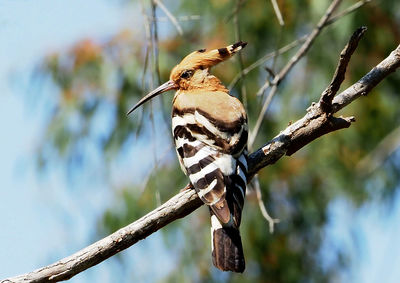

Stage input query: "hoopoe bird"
[{"left": 128, "top": 42, "right": 248, "bottom": 273}]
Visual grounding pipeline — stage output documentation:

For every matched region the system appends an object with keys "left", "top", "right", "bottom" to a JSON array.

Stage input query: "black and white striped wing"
[{"left": 172, "top": 110, "right": 247, "bottom": 226}]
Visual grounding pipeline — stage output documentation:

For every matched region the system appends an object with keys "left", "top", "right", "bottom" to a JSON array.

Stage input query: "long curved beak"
[{"left": 127, "top": 80, "right": 178, "bottom": 115}]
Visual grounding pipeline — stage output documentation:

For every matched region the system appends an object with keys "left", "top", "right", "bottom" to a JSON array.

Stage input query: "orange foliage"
[{"left": 72, "top": 39, "right": 102, "bottom": 69}]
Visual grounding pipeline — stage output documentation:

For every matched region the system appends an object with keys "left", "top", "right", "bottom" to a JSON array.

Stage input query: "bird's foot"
[{"left": 180, "top": 183, "right": 194, "bottom": 192}]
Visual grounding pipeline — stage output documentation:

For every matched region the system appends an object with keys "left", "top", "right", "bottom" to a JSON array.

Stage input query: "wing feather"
[{"left": 173, "top": 110, "right": 247, "bottom": 226}]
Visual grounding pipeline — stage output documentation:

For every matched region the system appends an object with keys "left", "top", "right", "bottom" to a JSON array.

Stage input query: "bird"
[{"left": 127, "top": 42, "right": 248, "bottom": 273}]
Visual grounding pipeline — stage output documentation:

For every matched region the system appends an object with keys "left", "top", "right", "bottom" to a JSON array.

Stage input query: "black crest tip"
[{"left": 232, "top": 41, "right": 247, "bottom": 49}]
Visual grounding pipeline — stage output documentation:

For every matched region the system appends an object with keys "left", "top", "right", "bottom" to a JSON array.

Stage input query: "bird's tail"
[{"left": 210, "top": 214, "right": 245, "bottom": 273}]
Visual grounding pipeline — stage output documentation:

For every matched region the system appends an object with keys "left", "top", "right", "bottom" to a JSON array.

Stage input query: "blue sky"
[
  {"left": 0, "top": 1, "right": 399, "bottom": 282},
  {"left": 325, "top": 193, "right": 400, "bottom": 282},
  {"left": 0, "top": 0, "right": 130, "bottom": 281}
]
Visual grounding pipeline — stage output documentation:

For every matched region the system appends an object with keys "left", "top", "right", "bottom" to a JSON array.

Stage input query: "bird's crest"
[{"left": 170, "top": 41, "right": 247, "bottom": 81}]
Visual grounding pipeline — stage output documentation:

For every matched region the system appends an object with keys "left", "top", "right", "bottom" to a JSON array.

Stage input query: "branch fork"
[{"left": 277, "top": 26, "right": 368, "bottom": 156}]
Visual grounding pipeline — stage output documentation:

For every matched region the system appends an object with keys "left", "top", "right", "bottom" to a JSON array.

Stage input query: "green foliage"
[{"left": 36, "top": 0, "right": 400, "bottom": 282}]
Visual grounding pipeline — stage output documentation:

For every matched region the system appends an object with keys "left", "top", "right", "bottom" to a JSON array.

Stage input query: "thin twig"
[
  {"left": 230, "top": 0, "right": 371, "bottom": 91},
  {"left": 153, "top": 0, "right": 183, "bottom": 35},
  {"left": 136, "top": 0, "right": 153, "bottom": 137},
  {"left": 150, "top": 15, "right": 201, "bottom": 22},
  {"left": 326, "top": 0, "right": 372, "bottom": 25},
  {"left": 252, "top": 24, "right": 285, "bottom": 154},
  {"left": 150, "top": 0, "right": 158, "bottom": 167},
  {"left": 233, "top": 0, "right": 248, "bottom": 110},
  {"left": 268, "top": 25, "right": 284, "bottom": 84},
  {"left": 249, "top": 84, "right": 277, "bottom": 147},
  {"left": 225, "top": 0, "right": 247, "bottom": 22},
  {"left": 249, "top": 0, "right": 342, "bottom": 148},
  {"left": 252, "top": 176, "right": 280, "bottom": 233},
  {"left": 269, "top": 0, "right": 285, "bottom": 26},
  {"left": 139, "top": 1, "right": 151, "bottom": 90},
  {"left": 259, "top": 0, "right": 343, "bottom": 93},
  {"left": 151, "top": 0, "right": 161, "bottom": 86},
  {"left": 151, "top": 0, "right": 170, "bottom": 129},
  {"left": 228, "top": 35, "right": 307, "bottom": 89}
]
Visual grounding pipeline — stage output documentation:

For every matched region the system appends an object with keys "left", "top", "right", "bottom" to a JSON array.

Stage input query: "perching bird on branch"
[{"left": 128, "top": 42, "right": 248, "bottom": 273}]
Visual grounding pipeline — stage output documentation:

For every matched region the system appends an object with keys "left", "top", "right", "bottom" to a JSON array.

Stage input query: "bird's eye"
[{"left": 180, "top": 70, "right": 193, "bottom": 79}]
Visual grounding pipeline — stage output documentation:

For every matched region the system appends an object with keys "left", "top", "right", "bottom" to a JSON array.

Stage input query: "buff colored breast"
[{"left": 173, "top": 90, "right": 246, "bottom": 125}]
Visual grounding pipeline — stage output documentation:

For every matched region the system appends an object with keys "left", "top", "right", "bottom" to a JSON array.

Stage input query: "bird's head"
[{"left": 127, "top": 41, "right": 247, "bottom": 115}]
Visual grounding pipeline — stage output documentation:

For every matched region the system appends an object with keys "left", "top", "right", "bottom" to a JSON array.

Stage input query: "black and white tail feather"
[{"left": 210, "top": 151, "right": 247, "bottom": 273}]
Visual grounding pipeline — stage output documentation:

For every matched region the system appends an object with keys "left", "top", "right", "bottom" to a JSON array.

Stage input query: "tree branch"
[
  {"left": 332, "top": 45, "right": 400, "bottom": 112},
  {"left": 2, "top": 189, "right": 203, "bottom": 283},
  {"left": 229, "top": 0, "right": 371, "bottom": 90},
  {"left": 249, "top": 43, "right": 400, "bottom": 178},
  {"left": 3, "top": 42, "right": 400, "bottom": 283},
  {"left": 319, "top": 26, "right": 367, "bottom": 112},
  {"left": 249, "top": 0, "right": 343, "bottom": 147}
]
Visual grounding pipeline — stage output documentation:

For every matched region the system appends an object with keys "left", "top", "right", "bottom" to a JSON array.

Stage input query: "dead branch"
[
  {"left": 3, "top": 32, "right": 400, "bottom": 282},
  {"left": 319, "top": 26, "right": 367, "bottom": 112}
]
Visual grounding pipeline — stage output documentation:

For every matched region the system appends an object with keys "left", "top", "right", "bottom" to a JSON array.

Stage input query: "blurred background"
[{"left": 1, "top": 0, "right": 400, "bottom": 282}]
